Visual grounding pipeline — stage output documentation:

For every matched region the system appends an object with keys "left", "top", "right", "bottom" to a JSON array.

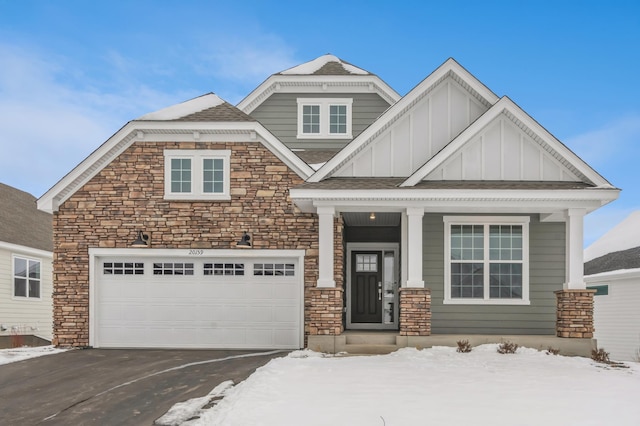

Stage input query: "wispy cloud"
[
  {"left": 565, "top": 114, "right": 640, "bottom": 169},
  {"left": 0, "top": 43, "right": 195, "bottom": 197}
]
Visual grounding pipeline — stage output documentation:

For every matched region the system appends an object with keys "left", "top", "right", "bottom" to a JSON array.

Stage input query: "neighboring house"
[
  {"left": 38, "top": 55, "right": 619, "bottom": 355},
  {"left": 0, "top": 183, "right": 53, "bottom": 344},
  {"left": 584, "top": 211, "right": 640, "bottom": 361}
]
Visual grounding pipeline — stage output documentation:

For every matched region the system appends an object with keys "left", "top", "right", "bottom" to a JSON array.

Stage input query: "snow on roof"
[
  {"left": 279, "top": 54, "right": 369, "bottom": 75},
  {"left": 137, "top": 93, "right": 225, "bottom": 120},
  {"left": 584, "top": 210, "right": 640, "bottom": 261}
]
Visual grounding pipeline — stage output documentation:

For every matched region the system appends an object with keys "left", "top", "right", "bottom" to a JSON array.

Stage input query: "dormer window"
[{"left": 297, "top": 98, "right": 352, "bottom": 139}]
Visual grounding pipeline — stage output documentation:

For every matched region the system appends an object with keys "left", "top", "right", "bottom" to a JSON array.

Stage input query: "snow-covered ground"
[
  {"left": 159, "top": 345, "right": 640, "bottom": 426},
  {"left": 0, "top": 345, "right": 67, "bottom": 365}
]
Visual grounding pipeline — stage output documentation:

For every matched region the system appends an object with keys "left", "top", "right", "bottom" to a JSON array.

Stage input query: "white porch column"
[
  {"left": 317, "top": 206, "right": 336, "bottom": 288},
  {"left": 565, "top": 208, "right": 586, "bottom": 289},
  {"left": 405, "top": 207, "right": 425, "bottom": 288}
]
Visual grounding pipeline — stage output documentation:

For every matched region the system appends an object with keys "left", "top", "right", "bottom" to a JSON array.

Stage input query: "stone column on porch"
[
  {"left": 399, "top": 207, "right": 431, "bottom": 336},
  {"left": 399, "top": 288, "right": 431, "bottom": 336},
  {"left": 556, "top": 208, "right": 595, "bottom": 338},
  {"left": 555, "top": 289, "right": 596, "bottom": 338}
]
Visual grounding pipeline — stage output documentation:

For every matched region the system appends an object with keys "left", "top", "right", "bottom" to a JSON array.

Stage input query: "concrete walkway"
[{"left": 0, "top": 348, "right": 286, "bottom": 425}]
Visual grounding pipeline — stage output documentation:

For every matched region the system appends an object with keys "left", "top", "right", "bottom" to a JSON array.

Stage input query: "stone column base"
[
  {"left": 555, "top": 289, "right": 596, "bottom": 338},
  {"left": 306, "top": 287, "right": 344, "bottom": 336},
  {"left": 399, "top": 288, "right": 431, "bottom": 336}
]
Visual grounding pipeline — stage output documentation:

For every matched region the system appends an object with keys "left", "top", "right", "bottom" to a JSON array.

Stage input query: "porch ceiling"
[{"left": 342, "top": 212, "right": 401, "bottom": 227}]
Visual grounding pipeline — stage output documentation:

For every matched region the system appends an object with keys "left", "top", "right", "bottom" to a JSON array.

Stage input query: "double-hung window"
[
  {"left": 443, "top": 216, "right": 530, "bottom": 305},
  {"left": 297, "top": 98, "right": 352, "bottom": 139},
  {"left": 164, "top": 149, "right": 231, "bottom": 200},
  {"left": 13, "top": 256, "right": 41, "bottom": 299}
]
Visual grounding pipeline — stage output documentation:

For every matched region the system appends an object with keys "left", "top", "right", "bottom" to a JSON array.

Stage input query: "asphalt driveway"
[{"left": 0, "top": 348, "right": 287, "bottom": 425}]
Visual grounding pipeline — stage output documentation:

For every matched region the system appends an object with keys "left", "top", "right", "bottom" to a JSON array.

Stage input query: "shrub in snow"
[
  {"left": 546, "top": 347, "right": 560, "bottom": 356},
  {"left": 456, "top": 339, "right": 472, "bottom": 353},
  {"left": 591, "top": 348, "right": 610, "bottom": 363},
  {"left": 497, "top": 341, "right": 519, "bottom": 354}
]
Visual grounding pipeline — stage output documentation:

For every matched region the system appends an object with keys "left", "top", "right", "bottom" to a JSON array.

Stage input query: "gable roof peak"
[
  {"left": 278, "top": 54, "right": 370, "bottom": 76},
  {"left": 137, "top": 93, "right": 226, "bottom": 121}
]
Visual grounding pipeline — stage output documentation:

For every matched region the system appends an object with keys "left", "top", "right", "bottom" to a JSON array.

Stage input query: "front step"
[
  {"left": 342, "top": 344, "right": 400, "bottom": 355},
  {"left": 340, "top": 332, "right": 401, "bottom": 355}
]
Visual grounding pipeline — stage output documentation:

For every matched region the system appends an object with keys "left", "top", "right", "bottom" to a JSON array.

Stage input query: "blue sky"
[{"left": 0, "top": 0, "right": 638, "bottom": 246}]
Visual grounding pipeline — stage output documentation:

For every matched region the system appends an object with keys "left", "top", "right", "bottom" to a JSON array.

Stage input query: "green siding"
[
  {"left": 424, "top": 214, "right": 565, "bottom": 335},
  {"left": 249, "top": 93, "right": 391, "bottom": 150}
]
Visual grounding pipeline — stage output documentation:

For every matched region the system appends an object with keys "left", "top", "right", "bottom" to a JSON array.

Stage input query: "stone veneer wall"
[
  {"left": 305, "top": 215, "right": 345, "bottom": 339},
  {"left": 399, "top": 288, "right": 431, "bottom": 336},
  {"left": 52, "top": 141, "right": 319, "bottom": 347},
  {"left": 555, "top": 289, "right": 596, "bottom": 338}
]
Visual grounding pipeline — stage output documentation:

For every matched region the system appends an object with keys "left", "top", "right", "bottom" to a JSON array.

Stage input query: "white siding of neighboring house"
[
  {"left": 586, "top": 270, "right": 640, "bottom": 362},
  {"left": 0, "top": 245, "right": 53, "bottom": 341}
]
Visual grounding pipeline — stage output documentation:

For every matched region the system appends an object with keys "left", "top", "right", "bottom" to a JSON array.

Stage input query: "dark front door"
[{"left": 351, "top": 251, "right": 382, "bottom": 323}]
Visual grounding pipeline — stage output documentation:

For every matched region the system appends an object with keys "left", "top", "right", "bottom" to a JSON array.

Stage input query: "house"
[
  {"left": 584, "top": 211, "right": 640, "bottom": 361},
  {"left": 37, "top": 55, "right": 619, "bottom": 355},
  {"left": 0, "top": 183, "right": 53, "bottom": 346}
]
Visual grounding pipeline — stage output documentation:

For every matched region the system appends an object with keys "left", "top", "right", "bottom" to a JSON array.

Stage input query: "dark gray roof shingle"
[
  {"left": 173, "top": 102, "right": 256, "bottom": 122},
  {"left": 293, "top": 150, "right": 340, "bottom": 165},
  {"left": 0, "top": 183, "right": 53, "bottom": 252},
  {"left": 584, "top": 246, "right": 640, "bottom": 275}
]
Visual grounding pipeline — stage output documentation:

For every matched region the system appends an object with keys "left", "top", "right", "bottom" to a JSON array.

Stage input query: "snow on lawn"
[
  {"left": 0, "top": 345, "right": 67, "bottom": 365},
  {"left": 171, "top": 345, "right": 640, "bottom": 426}
]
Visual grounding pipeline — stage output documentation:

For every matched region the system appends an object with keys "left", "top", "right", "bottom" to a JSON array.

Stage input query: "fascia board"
[
  {"left": 0, "top": 241, "right": 53, "bottom": 258},
  {"left": 237, "top": 75, "right": 401, "bottom": 114},
  {"left": 584, "top": 268, "right": 640, "bottom": 282},
  {"left": 309, "top": 59, "right": 499, "bottom": 183},
  {"left": 290, "top": 187, "right": 620, "bottom": 204},
  {"left": 38, "top": 121, "right": 314, "bottom": 213}
]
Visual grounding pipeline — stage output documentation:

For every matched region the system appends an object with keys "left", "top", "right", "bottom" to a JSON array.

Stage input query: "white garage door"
[{"left": 94, "top": 253, "right": 302, "bottom": 349}]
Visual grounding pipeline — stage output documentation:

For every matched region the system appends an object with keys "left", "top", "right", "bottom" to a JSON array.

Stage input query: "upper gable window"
[
  {"left": 297, "top": 98, "right": 352, "bottom": 139},
  {"left": 164, "top": 149, "right": 231, "bottom": 200}
]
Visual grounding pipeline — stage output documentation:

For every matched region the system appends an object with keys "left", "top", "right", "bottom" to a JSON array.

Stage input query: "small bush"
[
  {"left": 546, "top": 347, "right": 560, "bottom": 356},
  {"left": 497, "top": 341, "right": 519, "bottom": 354},
  {"left": 456, "top": 339, "right": 472, "bottom": 353},
  {"left": 591, "top": 348, "right": 610, "bottom": 363}
]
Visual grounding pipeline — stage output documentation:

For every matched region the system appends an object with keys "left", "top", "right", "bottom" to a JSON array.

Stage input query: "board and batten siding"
[
  {"left": 335, "top": 76, "right": 489, "bottom": 177},
  {"left": 0, "top": 247, "right": 53, "bottom": 340},
  {"left": 249, "top": 92, "right": 392, "bottom": 150},
  {"left": 424, "top": 214, "right": 564, "bottom": 335}
]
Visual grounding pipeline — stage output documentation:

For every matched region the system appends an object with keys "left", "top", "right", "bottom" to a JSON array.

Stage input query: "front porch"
[{"left": 308, "top": 331, "right": 597, "bottom": 357}]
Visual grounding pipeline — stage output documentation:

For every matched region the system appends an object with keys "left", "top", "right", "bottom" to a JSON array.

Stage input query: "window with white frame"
[
  {"left": 297, "top": 98, "right": 352, "bottom": 139},
  {"left": 164, "top": 149, "right": 231, "bottom": 200},
  {"left": 13, "top": 256, "right": 41, "bottom": 299},
  {"left": 443, "top": 216, "right": 530, "bottom": 305}
]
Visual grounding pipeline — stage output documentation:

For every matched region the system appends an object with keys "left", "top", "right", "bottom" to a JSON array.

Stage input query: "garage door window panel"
[
  {"left": 204, "top": 263, "right": 245, "bottom": 276},
  {"left": 103, "top": 262, "right": 144, "bottom": 275},
  {"left": 254, "top": 263, "right": 295, "bottom": 276},
  {"left": 153, "top": 262, "right": 194, "bottom": 275}
]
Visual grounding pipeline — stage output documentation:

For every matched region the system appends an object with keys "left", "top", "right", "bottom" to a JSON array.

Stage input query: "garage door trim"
[{"left": 88, "top": 248, "right": 306, "bottom": 349}]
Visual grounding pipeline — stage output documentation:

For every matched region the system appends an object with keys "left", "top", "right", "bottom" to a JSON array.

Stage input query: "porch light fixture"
[
  {"left": 369, "top": 212, "right": 376, "bottom": 221},
  {"left": 131, "top": 230, "right": 149, "bottom": 247},
  {"left": 237, "top": 231, "right": 251, "bottom": 247}
]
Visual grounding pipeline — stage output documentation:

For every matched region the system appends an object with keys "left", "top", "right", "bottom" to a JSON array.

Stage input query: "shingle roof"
[
  {"left": 0, "top": 183, "right": 53, "bottom": 252},
  {"left": 278, "top": 54, "right": 371, "bottom": 76},
  {"left": 176, "top": 102, "right": 255, "bottom": 122},
  {"left": 293, "top": 150, "right": 339, "bottom": 165},
  {"left": 294, "top": 179, "right": 595, "bottom": 191},
  {"left": 584, "top": 246, "right": 640, "bottom": 275}
]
